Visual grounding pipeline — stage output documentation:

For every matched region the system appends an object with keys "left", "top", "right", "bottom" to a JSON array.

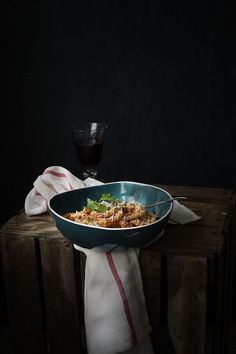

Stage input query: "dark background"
[
  {"left": 1, "top": 0, "right": 236, "bottom": 324},
  {"left": 2, "top": 1, "right": 236, "bottom": 227}
]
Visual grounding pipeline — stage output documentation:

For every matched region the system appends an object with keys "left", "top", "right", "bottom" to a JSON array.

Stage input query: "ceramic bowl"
[{"left": 48, "top": 181, "right": 173, "bottom": 248}]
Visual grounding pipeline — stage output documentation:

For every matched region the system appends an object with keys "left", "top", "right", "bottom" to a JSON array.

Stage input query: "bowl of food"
[{"left": 48, "top": 181, "right": 173, "bottom": 248}]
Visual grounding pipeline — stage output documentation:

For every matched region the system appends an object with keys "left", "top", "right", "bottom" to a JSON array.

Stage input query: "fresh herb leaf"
[
  {"left": 86, "top": 198, "right": 108, "bottom": 212},
  {"left": 100, "top": 193, "right": 118, "bottom": 202},
  {"left": 87, "top": 198, "right": 97, "bottom": 210},
  {"left": 86, "top": 193, "right": 118, "bottom": 212},
  {"left": 95, "top": 204, "right": 108, "bottom": 212}
]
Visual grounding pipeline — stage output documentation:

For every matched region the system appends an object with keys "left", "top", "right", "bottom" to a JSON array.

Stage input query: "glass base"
[{"left": 82, "top": 168, "right": 98, "bottom": 179}]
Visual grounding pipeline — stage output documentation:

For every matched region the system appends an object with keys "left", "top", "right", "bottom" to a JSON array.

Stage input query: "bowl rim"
[{"left": 48, "top": 181, "right": 173, "bottom": 231}]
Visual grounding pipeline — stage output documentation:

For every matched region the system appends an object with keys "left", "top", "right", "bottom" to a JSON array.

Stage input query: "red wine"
[{"left": 75, "top": 141, "right": 103, "bottom": 166}]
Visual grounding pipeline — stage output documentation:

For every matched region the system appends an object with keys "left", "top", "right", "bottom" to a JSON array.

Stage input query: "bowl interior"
[{"left": 49, "top": 181, "right": 172, "bottom": 221}]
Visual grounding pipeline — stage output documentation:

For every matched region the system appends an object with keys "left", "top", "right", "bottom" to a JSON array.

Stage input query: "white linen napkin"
[
  {"left": 24, "top": 166, "right": 201, "bottom": 354},
  {"left": 24, "top": 166, "right": 103, "bottom": 215},
  {"left": 170, "top": 200, "right": 201, "bottom": 224},
  {"left": 74, "top": 245, "right": 154, "bottom": 354}
]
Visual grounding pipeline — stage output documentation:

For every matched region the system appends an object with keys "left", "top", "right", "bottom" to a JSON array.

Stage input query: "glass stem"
[{"left": 82, "top": 167, "right": 98, "bottom": 179}]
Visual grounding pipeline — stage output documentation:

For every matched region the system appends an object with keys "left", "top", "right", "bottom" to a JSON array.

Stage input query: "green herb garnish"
[
  {"left": 86, "top": 198, "right": 108, "bottom": 212},
  {"left": 99, "top": 193, "right": 119, "bottom": 202},
  {"left": 86, "top": 193, "right": 119, "bottom": 212}
]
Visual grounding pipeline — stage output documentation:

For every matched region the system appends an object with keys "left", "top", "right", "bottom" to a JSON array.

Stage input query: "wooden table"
[{"left": 0, "top": 185, "right": 235, "bottom": 354}]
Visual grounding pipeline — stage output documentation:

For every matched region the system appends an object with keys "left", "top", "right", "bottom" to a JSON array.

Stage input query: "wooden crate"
[{"left": 0, "top": 185, "right": 235, "bottom": 354}]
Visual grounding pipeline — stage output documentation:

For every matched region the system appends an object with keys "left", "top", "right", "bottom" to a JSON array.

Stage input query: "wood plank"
[
  {"left": 211, "top": 249, "right": 225, "bottom": 354},
  {"left": 76, "top": 249, "right": 87, "bottom": 353},
  {"left": 205, "top": 255, "right": 215, "bottom": 354},
  {"left": 1, "top": 233, "right": 46, "bottom": 354},
  {"left": 139, "top": 250, "right": 161, "bottom": 353},
  {"left": 0, "top": 213, "right": 58, "bottom": 237},
  {"left": 229, "top": 193, "right": 236, "bottom": 324},
  {"left": 167, "top": 255, "right": 207, "bottom": 354},
  {"left": 220, "top": 236, "right": 230, "bottom": 354},
  {"left": 152, "top": 225, "right": 224, "bottom": 256},
  {"left": 218, "top": 194, "right": 236, "bottom": 353},
  {"left": 158, "top": 185, "right": 233, "bottom": 205},
  {"left": 212, "top": 216, "right": 234, "bottom": 354},
  {"left": 182, "top": 200, "right": 231, "bottom": 226},
  {"left": 40, "top": 237, "right": 82, "bottom": 354}
]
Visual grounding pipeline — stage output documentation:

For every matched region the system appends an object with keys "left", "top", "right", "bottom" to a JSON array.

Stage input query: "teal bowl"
[{"left": 48, "top": 181, "right": 173, "bottom": 249}]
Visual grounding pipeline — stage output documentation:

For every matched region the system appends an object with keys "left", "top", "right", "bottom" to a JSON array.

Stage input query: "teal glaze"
[{"left": 48, "top": 181, "right": 173, "bottom": 249}]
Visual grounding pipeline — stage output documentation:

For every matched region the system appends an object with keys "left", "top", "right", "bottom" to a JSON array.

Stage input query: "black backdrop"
[{"left": 2, "top": 1, "right": 236, "bottom": 225}]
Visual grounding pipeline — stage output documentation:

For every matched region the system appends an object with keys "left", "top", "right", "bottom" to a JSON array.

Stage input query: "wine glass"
[{"left": 72, "top": 122, "right": 109, "bottom": 179}]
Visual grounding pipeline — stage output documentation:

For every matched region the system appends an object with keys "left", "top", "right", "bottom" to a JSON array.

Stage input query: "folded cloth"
[
  {"left": 170, "top": 200, "right": 201, "bottom": 224},
  {"left": 24, "top": 166, "right": 103, "bottom": 215},
  {"left": 24, "top": 166, "right": 202, "bottom": 354},
  {"left": 74, "top": 245, "right": 154, "bottom": 354}
]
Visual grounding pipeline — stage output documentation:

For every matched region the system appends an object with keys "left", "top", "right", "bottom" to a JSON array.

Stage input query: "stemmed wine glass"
[{"left": 72, "top": 122, "right": 108, "bottom": 179}]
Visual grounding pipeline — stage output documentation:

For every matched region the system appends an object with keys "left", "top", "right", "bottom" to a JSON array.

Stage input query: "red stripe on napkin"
[
  {"left": 43, "top": 169, "right": 74, "bottom": 190},
  {"left": 33, "top": 189, "right": 48, "bottom": 209},
  {"left": 106, "top": 251, "right": 138, "bottom": 346},
  {"left": 43, "top": 169, "right": 67, "bottom": 178}
]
